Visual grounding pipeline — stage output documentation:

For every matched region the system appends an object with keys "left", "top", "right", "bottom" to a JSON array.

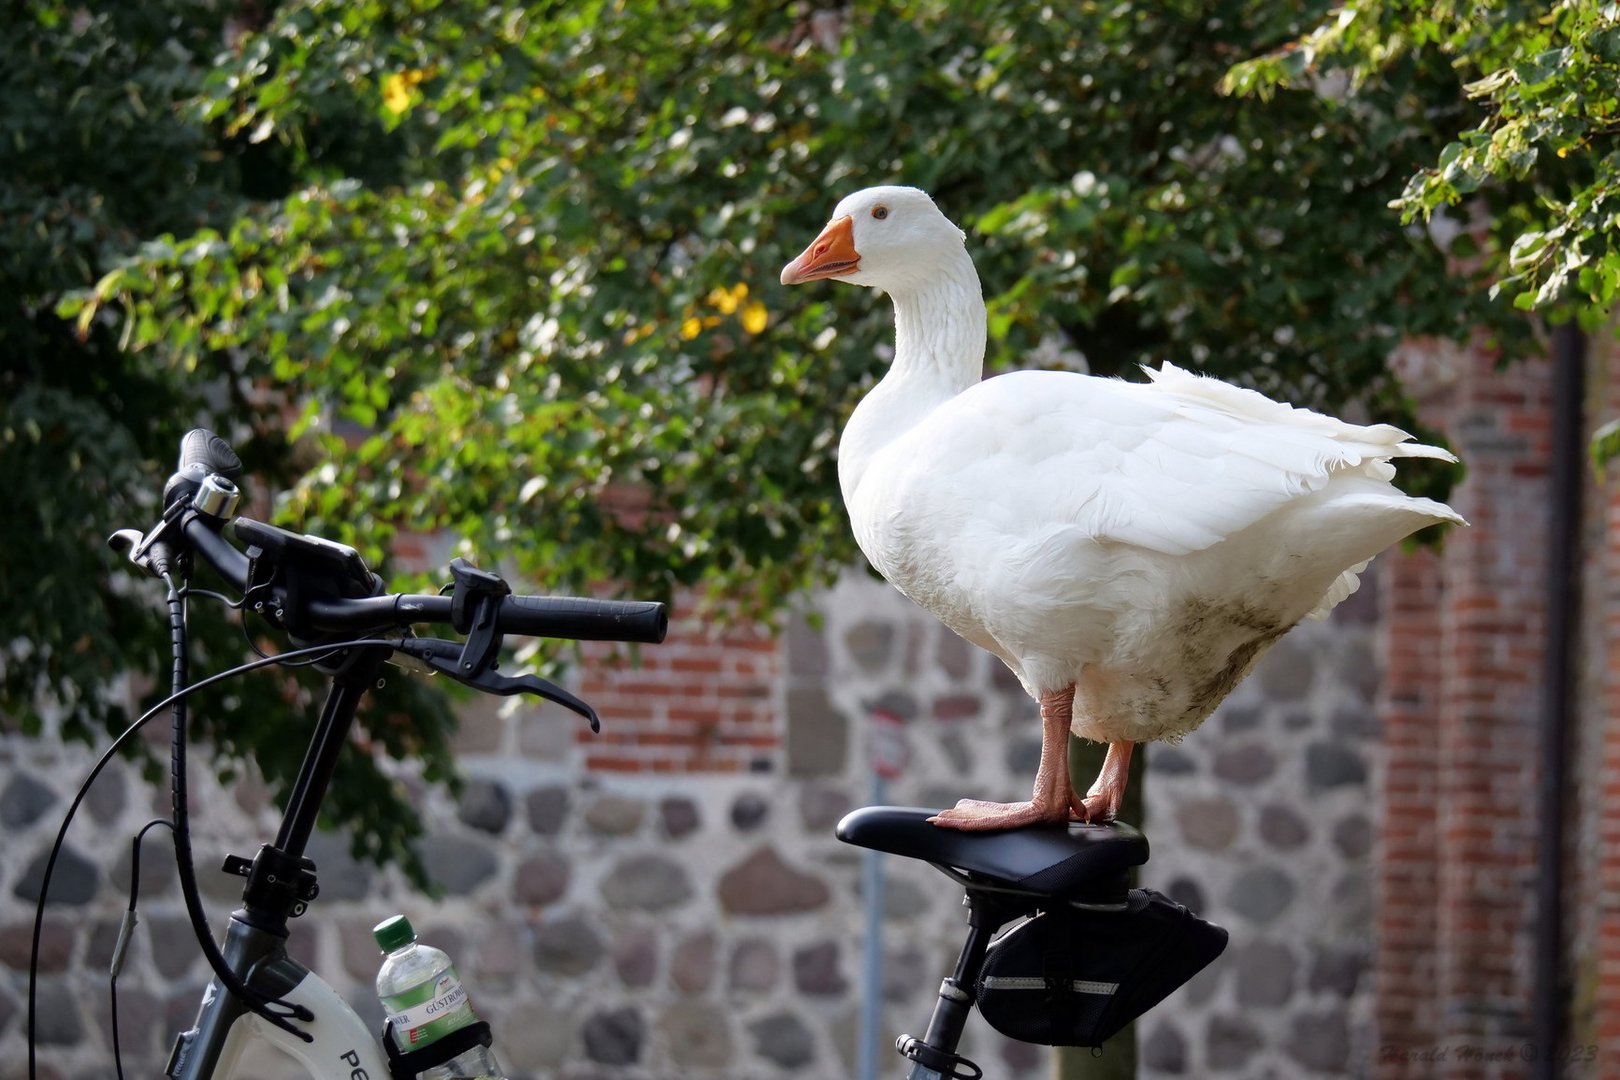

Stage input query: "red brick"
[
  {"left": 585, "top": 755, "right": 646, "bottom": 772},
  {"left": 670, "top": 656, "right": 724, "bottom": 674}
]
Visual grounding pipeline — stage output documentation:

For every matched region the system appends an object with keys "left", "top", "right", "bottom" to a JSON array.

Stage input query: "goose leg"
[
  {"left": 928, "top": 685, "right": 1076, "bottom": 831},
  {"left": 1071, "top": 739, "right": 1134, "bottom": 823}
]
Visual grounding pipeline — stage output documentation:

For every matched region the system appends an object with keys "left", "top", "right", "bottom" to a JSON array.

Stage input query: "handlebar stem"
[{"left": 272, "top": 648, "right": 391, "bottom": 861}]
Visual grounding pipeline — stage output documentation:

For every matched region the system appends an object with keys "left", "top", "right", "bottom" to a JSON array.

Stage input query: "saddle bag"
[{"left": 973, "top": 888, "right": 1227, "bottom": 1048}]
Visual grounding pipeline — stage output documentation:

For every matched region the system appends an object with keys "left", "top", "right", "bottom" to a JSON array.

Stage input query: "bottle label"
[{"left": 382, "top": 968, "right": 477, "bottom": 1047}]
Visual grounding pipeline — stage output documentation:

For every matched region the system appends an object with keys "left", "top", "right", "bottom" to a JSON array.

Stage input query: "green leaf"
[
  {"left": 1509, "top": 230, "right": 1549, "bottom": 269},
  {"left": 1591, "top": 418, "right": 1620, "bottom": 477},
  {"left": 1514, "top": 47, "right": 1571, "bottom": 90}
]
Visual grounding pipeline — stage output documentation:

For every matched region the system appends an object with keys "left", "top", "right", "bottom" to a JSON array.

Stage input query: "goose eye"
[{"left": 871, "top": 205, "right": 889, "bottom": 220}]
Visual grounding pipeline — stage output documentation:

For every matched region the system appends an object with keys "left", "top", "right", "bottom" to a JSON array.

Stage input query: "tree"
[
  {"left": 1224, "top": 0, "right": 1619, "bottom": 317},
  {"left": 1224, "top": 0, "right": 1620, "bottom": 461},
  {"left": 12, "top": 0, "right": 1516, "bottom": 862},
  {"left": 2, "top": 2, "right": 458, "bottom": 875}
]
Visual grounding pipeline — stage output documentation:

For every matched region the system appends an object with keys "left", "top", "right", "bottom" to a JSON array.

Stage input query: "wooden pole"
[{"left": 1052, "top": 735, "right": 1146, "bottom": 1080}]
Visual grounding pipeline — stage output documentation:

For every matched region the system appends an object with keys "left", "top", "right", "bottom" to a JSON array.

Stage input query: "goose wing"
[{"left": 900, "top": 361, "right": 1456, "bottom": 559}]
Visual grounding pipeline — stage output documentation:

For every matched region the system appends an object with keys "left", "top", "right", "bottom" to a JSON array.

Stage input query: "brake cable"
[
  {"left": 163, "top": 572, "right": 319, "bottom": 1041},
  {"left": 110, "top": 818, "right": 172, "bottom": 1080}
]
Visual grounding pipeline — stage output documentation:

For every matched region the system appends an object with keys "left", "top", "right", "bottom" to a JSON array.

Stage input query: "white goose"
[{"left": 781, "top": 185, "right": 1463, "bottom": 831}]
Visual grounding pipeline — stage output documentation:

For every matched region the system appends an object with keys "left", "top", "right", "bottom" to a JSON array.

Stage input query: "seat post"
[{"left": 897, "top": 888, "right": 1023, "bottom": 1079}]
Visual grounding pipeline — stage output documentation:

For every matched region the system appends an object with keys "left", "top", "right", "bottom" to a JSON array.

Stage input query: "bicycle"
[{"left": 26, "top": 429, "right": 1226, "bottom": 1080}]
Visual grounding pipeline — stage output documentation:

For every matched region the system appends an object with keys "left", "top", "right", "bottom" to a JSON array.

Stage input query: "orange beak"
[{"left": 780, "top": 215, "right": 859, "bottom": 285}]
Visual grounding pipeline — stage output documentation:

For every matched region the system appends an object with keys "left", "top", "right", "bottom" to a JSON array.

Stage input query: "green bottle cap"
[{"left": 373, "top": 914, "right": 417, "bottom": 953}]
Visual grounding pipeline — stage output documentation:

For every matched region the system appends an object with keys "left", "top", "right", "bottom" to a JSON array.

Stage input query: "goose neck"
[
  {"left": 887, "top": 256, "right": 986, "bottom": 393},
  {"left": 837, "top": 256, "right": 987, "bottom": 504}
]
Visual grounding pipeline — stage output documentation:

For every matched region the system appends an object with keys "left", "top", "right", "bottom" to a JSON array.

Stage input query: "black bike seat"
[{"left": 836, "top": 806, "right": 1149, "bottom": 900}]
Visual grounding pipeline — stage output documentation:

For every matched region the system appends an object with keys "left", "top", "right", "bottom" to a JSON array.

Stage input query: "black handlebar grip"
[
  {"left": 178, "top": 429, "right": 243, "bottom": 478},
  {"left": 498, "top": 596, "right": 669, "bottom": 644}
]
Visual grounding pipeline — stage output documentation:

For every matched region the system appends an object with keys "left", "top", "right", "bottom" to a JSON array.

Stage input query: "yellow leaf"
[
  {"left": 381, "top": 69, "right": 427, "bottom": 115},
  {"left": 706, "top": 282, "right": 750, "bottom": 314},
  {"left": 381, "top": 73, "right": 412, "bottom": 115},
  {"left": 741, "top": 301, "right": 768, "bottom": 334},
  {"left": 680, "top": 316, "right": 703, "bottom": 340},
  {"left": 74, "top": 299, "right": 97, "bottom": 339}
]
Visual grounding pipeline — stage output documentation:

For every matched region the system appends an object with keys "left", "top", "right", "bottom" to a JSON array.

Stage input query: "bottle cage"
[{"left": 380, "top": 1019, "right": 493, "bottom": 1080}]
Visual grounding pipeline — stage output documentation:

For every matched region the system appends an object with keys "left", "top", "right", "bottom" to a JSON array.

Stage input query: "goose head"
[{"left": 780, "top": 185, "right": 968, "bottom": 294}]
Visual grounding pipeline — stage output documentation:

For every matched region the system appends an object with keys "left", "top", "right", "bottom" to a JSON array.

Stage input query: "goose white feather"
[{"left": 782, "top": 185, "right": 1464, "bottom": 830}]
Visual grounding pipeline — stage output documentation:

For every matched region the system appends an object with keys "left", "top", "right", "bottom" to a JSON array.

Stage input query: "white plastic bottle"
[{"left": 373, "top": 915, "right": 505, "bottom": 1080}]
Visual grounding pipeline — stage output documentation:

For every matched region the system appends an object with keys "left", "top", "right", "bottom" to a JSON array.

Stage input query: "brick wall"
[
  {"left": 1594, "top": 339, "right": 1620, "bottom": 1068},
  {"left": 389, "top": 532, "right": 786, "bottom": 779},
  {"left": 1377, "top": 341, "right": 1552, "bottom": 1079},
  {"left": 575, "top": 607, "right": 782, "bottom": 776},
  {"left": 1376, "top": 334, "right": 1620, "bottom": 1079},
  {"left": 1378, "top": 544, "right": 1444, "bottom": 1058}
]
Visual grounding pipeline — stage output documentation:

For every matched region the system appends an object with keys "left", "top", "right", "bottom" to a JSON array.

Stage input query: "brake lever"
[
  {"left": 392, "top": 638, "right": 601, "bottom": 733},
  {"left": 108, "top": 499, "right": 189, "bottom": 577}
]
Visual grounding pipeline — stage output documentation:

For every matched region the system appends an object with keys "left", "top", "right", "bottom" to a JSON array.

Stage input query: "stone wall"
[{"left": 1, "top": 566, "right": 1382, "bottom": 1079}]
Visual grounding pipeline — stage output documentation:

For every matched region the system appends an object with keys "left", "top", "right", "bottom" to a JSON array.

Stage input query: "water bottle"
[{"left": 373, "top": 915, "right": 505, "bottom": 1080}]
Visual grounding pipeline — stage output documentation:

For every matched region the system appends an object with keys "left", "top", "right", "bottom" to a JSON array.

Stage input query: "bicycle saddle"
[{"left": 836, "top": 806, "right": 1149, "bottom": 901}]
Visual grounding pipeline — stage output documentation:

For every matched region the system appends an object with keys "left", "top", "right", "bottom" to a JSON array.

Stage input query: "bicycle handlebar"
[
  {"left": 181, "top": 513, "right": 250, "bottom": 584},
  {"left": 299, "top": 592, "right": 670, "bottom": 643},
  {"left": 162, "top": 432, "right": 668, "bottom": 647}
]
